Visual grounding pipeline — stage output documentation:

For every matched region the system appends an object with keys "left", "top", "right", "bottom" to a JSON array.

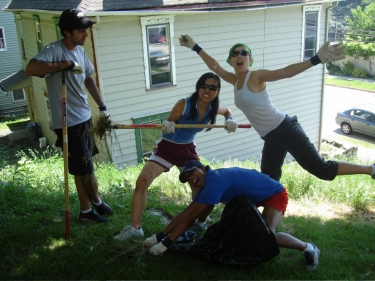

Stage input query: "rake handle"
[{"left": 112, "top": 124, "right": 252, "bottom": 129}]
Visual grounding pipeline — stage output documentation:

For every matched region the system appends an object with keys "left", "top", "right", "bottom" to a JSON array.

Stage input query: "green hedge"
[{"left": 344, "top": 41, "right": 375, "bottom": 59}]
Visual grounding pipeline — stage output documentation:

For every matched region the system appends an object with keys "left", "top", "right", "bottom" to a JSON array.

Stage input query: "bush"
[
  {"left": 351, "top": 67, "right": 368, "bottom": 78},
  {"left": 342, "top": 61, "right": 355, "bottom": 75},
  {"left": 326, "top": 62, "right": 344, "bottom": 75}
]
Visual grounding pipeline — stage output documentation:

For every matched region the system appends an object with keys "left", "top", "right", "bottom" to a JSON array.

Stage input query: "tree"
[{"left": 346, "top": 2, "right": 375, "bottom": 42}]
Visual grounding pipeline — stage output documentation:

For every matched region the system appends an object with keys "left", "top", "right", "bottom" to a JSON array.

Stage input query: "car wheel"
[{"left": 341, "top": 122, "right": 352, "bottom": 135}]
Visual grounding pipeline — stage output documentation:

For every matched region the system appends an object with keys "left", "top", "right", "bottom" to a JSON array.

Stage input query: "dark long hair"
[{"left": 187, "top": 72, "right": 221, "bottom": 132}]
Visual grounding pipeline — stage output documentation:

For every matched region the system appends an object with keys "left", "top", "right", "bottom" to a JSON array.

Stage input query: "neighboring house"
[
  {"left": 2, "top": 0, "right": 334, "bottom": 168},
  {"left": 0, "top": 0, "right": 29, "bottom": 117}
]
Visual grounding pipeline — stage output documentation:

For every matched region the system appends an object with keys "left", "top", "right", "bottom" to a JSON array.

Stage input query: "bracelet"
[
  {"left": 193, "top": 44, "right": 202, "bottom": 54},
  {"left": 310, "top": 55, "right": 322, "bottom": 66},
  {"left": 161, "top": 236, "right": 173, "bottom": 247},
  {"left": 99, "top": 106, "right": 107, "bottom": 111}
]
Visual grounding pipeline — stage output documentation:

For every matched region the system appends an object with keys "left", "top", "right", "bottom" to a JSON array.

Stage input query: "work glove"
[
  {"left": 224, "top": 117, "right": 237, "bottom": 133},
  {"left": 149, "top": 242, "right": 168, "bottom": 256},
  {"left": 316, "top": 41, "right": 346, "bottom": 64},
  {"left": 66, "top": 61, "right": 84, "bottom": 74},
  {"left": 161, "top": 120, "right": 175, "bottom": 133},
  {"left": 143, "top": 234, "right": 158, "bottom": 248},
  {"left": 99, "top": 106, "right": 109, "bottom": 118},
  {"left": 179, "top": 34, "right": 197, "bottom": 50}
]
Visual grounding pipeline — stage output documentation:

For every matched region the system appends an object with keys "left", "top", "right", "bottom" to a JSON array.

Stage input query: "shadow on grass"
[{"left": 1, "top": 181, "right": 374, "bottom": 280}]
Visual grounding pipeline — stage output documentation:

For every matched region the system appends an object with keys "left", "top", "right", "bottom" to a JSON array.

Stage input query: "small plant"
[
  {"left": 326, "top": 62, "right": 344, "bottom": 75},
  {"left": 342, "top": 61, "right": 355, "bottom": 76},
  {"left": 351, "top": 67, "right": 368, "bottom": 78}
]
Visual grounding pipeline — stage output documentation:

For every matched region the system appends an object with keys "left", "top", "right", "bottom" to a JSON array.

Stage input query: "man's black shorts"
[{"left": 55, "top": 118, "right": 99, "bottom": 176}]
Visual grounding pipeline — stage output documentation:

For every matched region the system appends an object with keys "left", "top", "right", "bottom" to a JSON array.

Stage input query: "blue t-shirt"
[
  {"left": 193, "top": 167, "right": 283, "bottom": 205},
  {"left": 162, "top": 97, "right": 212, "bottom": 143},
  {"left": 33, "top": 40, "right": 94, "bottom": 129}
]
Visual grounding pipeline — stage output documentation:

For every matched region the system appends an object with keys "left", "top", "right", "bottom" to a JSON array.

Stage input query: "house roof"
[
  {"left": 0, "top": 70, "right": 31, "bottom": 92},
  {"left": 4, "top": 0, "right": 333, "bottom": 12}
]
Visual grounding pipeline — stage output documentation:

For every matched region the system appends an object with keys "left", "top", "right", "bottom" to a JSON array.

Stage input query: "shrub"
[
  {"left": 351, "top": 68, "right": 368, "bottom": 78},
  {"left": 342, "top": 61, "right": 355, "bottom": 75},
  {"left": 326, "top": 62, "right": 344, "bottom": 75}
]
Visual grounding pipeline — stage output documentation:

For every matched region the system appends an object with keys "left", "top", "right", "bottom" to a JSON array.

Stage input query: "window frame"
[
  {"left": 12, "top": 89, "right": 26, "bottom": 102},
  {"left": 15, "top": 14, "right": 26, "bottom": 59},
  {"left": 140, "top": 15, "right": 176, "bottom": 90},
  {"left": 132, "top": 110, "right": 170, "bottom": 163},
  {"left": 301, "top": 6, "right": 322, "bottom": 61},
  {"left": 33, "top": 15, "right": 43, "bottom": 52},
  {"left": 0, "top": 27, "right": 7, "bottom": 51}
]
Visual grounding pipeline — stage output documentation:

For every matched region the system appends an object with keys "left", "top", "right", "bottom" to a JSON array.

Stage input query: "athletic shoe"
[
  {"left": 189, "top": 220, "right": 207, "bottom": 232},
  {"left": 92, "top": 201, "right": 113, "bottom": 216},
  {"left": 113, "top": 225, "right": 144, "bottom": 241},
  {"left": 78, "top": 210, "right": 109, "bottom": 223},
  {"left": 304, "top": 243, "right": 320, "bottom": 270}
]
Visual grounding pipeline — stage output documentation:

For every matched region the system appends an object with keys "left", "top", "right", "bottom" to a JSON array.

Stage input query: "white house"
[
  {"left": 2, "top": 0, "right": 334, "bottom": 168},
  {"left": 0, "top": 0, "right": 29, "bottom": 117}
]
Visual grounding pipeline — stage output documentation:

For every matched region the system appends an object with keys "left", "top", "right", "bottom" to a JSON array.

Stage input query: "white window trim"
[
  {"left": 12, "top": 89, "right": 26, "bottom": 102},
  {"left": 301, "top": 5, "right": 322, "bottom": 62},
  {"left": 0, "top": 27, "right": 6, "bottom": 51},
  {"left": 15, "top": 14, "right": 26, "bottom": 59},
  {"left": 140, "top": 15, "right": 176, "bottom": 90}
]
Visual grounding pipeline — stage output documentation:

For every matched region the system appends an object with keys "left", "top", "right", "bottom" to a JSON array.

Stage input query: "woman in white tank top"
[{"left": 178, "top": 34, "right": 375, "bottom": 184}]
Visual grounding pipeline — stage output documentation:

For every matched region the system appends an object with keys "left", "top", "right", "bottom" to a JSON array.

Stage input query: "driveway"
[{"left": 322, "top": 85, "right": 375, "bottom": 160}]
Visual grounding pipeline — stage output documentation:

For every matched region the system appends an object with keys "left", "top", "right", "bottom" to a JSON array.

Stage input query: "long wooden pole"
[
  {"left": 62, "top": 71, "right": 70, "bottom": 238},
  {"left": 112, "top": 124, "right": 252, "bottom": 129}
]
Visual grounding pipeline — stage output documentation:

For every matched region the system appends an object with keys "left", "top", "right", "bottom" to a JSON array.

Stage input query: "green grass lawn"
[{"left": 326, "top": 77, "right": 375, "bottom": 92}]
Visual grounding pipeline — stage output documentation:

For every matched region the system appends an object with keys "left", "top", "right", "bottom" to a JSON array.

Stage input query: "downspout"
[
  {"left": 319, "top": 1, "right": 338, "bottom": 151},
  {"left": 90, "top": 16, "right": 114, "bottom": 163}
]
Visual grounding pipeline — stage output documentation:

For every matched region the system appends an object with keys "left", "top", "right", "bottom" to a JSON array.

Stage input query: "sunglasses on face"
[
  {"left": 231, "top": 50, "right": 250, "bottom": 57},
  {"left": 199, "top": 83, "right": 218, "bottom": 91}
]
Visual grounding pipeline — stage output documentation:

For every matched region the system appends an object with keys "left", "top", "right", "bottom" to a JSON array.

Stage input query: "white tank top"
[{"left": 234, "top": 71, "right": 286, "bottom": 137}]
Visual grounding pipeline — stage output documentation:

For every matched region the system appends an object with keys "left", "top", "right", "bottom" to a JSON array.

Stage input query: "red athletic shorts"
[{"left": 256, "top": 187, "right": 288, "bottom": 212}]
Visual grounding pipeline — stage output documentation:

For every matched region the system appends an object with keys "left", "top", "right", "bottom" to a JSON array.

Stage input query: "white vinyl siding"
[{"left": 0, "top": 27, "right": 6, "bottom": 50}]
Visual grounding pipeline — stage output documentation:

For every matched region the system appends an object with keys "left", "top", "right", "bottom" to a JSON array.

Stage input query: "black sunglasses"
[
  {"left": 199, "top": 83, "right": 218, "bottom": 91},
  {"left": 231, "top": 50, "right": 250, "bottom": 57}
]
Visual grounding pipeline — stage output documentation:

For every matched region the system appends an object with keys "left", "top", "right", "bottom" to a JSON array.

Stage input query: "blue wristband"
[
  {"left": 193, "top": 44, "right": 202, "bottom": 54},
  {"left": 310, "top": 55, "right": 322, "bottom": 66},
  {"left": 99, "top": 106, "right": 107, "bottom": 111}
]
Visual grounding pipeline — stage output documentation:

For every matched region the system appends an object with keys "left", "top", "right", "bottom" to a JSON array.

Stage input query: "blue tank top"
[{"left": 162, "top": 97, "right": 212, "bottom": 143}]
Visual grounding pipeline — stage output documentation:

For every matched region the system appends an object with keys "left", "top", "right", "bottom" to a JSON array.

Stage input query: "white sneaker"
[
  {"left": 114, "top": 225, "right": 144, "bottom": 241},
  {"left": 304, "top": 243, "right": 320, "bottom": 270}
]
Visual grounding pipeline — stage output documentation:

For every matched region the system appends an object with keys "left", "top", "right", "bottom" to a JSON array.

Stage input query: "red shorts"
[
  {"left": 148, "top": 138, "right": 199, "bottom": 171},
  {"left": 257, "top": 187, "right": 288, "bottom": 212}
]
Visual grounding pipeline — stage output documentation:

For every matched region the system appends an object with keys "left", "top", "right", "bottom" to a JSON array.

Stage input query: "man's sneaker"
[
  {"left": 189, "top": 220, "right": 207, "bottom": 232},
  {"left": 113, "top": 225, "right": 144, "bottom": 241},
  {"left": 304, "top": 243, "right": 320, "bottom": 270},
  {"left": 78, "top": 210, "right": 109, "bottom": 223},
  {"left": 92, "top": 201, "right": 113, "bottom": 216}
]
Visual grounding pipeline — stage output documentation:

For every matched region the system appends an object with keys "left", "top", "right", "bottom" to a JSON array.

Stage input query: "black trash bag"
[{"left": 171, "top": 195, "right": 280, "bottom": 266}]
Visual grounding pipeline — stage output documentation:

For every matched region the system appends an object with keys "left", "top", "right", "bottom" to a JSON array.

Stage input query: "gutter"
[{"left": 319, "top": 1, "right": 338, "bottom": 151}]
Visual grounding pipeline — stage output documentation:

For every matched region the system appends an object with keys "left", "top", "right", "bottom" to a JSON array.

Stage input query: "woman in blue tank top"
[
  {"left": 114, "top": 72, "right": 238, "bottom": 241},
  {"left": 178, "top": 35, "right": 375, "bottom": 184}
]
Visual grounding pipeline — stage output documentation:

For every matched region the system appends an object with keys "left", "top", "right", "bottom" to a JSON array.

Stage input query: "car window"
[
  {"left": 367, "top": 113, "right": 375, "bottom": 123},
  {"left": 352, "top": 110, "right": 367, "bottom": 120}
]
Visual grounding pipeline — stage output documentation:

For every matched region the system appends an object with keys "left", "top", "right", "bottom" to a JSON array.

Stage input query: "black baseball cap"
[
  {"left": 179, "top": 160, "right": 204, "bottom": 183},
  {"left": 58, "top": 8, "right": 96, "bottom": 30}
]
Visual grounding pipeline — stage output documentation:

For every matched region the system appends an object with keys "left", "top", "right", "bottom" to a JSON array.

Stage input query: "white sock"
[
  {"left": 304, "top": 242, "right": 314, "bottom": 252},
  {"left": 92, "top": 198, "right": 102, "bottom": 206},
  {"left": 81, "top": 208, "right": 92, "bottom": 214}
]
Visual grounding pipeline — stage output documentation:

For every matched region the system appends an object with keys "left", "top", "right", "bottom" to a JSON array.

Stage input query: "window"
[
  {"left": 15, "top": 14, "right": 26, "bottom": 58},
  {"left": 0, "top": 27, "right": 6, "bottom": 50},
  {"left": 302, "top": 6, "right": 321, "bottom": 61},
  {"left": 53, "top": 17, "right": 63, "bottom": 40},
  {"left": 12, "top": 89, "right": 25, "bottom": 101},
  {"left": 132, "top": 110, "right": 170, "bottom": 163},
  {"left": 33, "top": 15, "right": 43, "bottom": 52},
  {"left": 140, "top": 16, "right": 176, "bottom": 89}
]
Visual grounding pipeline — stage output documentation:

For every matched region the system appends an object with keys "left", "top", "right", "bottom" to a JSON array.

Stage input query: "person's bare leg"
[
  {"left": 337, "top": 162, "right": 373, "bottom": 176},
  {"left": 262, "top": 206, "right": 306, "bottom": 250},
  {"left": 74, "top": 175, "right": 96, "bottom": 211},
  {"left": 131, "top": 162, "right": 165, "bottom": 229}
]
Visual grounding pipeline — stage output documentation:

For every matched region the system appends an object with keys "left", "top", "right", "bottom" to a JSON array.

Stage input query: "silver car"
[{"left": 335, "top": 104, "right": 375, "bottom": 137}]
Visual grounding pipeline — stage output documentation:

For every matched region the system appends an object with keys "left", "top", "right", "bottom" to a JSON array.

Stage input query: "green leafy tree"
[{"left": 346, "top": 2, "right": 375, "bottom": 42}]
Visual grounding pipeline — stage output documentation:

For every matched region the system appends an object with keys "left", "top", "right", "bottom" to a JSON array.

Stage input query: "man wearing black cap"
[
  {"left": 26, "top": 9, "right": 113, "bottom": 223},
  {"left": 143, "top": 160, "right": 320, "bottom": 271}
]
